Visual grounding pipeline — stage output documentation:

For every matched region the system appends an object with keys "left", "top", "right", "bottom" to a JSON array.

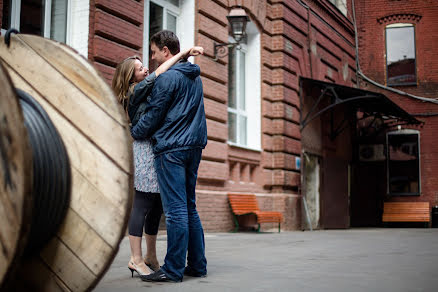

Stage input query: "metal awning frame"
[{"left": 299, "top": 78, "right": 422, "bottom": 140}]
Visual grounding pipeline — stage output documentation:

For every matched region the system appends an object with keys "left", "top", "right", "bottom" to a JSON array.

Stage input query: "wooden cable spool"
[{"left": 0, "top": 33, "right": 133, "bottom": 291}]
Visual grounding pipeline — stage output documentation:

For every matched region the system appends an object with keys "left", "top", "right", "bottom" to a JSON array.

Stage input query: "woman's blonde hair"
[{"left": 111, "top": 56, "right": 142, "bottom": 114}]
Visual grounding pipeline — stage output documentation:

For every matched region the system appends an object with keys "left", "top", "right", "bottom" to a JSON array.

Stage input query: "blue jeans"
[{"left": 154, "top": 148, "right": 207, "bottom": 281}]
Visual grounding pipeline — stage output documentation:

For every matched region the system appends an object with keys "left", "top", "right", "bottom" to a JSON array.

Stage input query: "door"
[
  {"left": 350, "top": 163, "right": 384, "bottom": 227},
  {"left": 321, "top": 157, "right": 349, "bottom": 229},
  {"left": 302, "top": 153, "right": 321, "bottom": 230}
]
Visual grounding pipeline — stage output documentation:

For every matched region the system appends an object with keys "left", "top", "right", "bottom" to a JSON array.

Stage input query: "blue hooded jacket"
[{"left": 130, "top": 61, "right": 207, "bottom": 154}]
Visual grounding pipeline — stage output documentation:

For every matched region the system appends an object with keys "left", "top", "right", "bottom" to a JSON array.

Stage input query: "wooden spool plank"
[
  {"left": 0, "top": 35, "right": 131, "bottom": 173},
  {"left": 70, "top": 169, "right": 129, "bottom": 245},
  {"left": 5, "top": 69, "right": 129, "bottom": 251},
  {"left": 6, "top": 66, "right": 130, "bottom": 217},
  {"left": 18, "top": 34, "right": 126, "bottom": 125},
  {"left": 57, "top": 209, "right": 113, "bottom": 274},
  {"left": 39, "top": 237, "right": 97, "bottom": 291},
  {"left": 0, "top": 63, "right": 32, "bottom": 288},
  {"left": 14, "top": 257, "right": 71, "bottom": 292},
  {"left": 0, "top": 34, "right": 133, "bottom": 291}
]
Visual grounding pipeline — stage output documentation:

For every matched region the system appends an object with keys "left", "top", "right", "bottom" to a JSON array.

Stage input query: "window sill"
[
  {"left": 227, "top": 141, "right": 261, "bottom": 153},
  {"left": 387, "top": 82, "right": 418, "bottom": 87},
  {"left": 388, "top": 192, "right": 421, "bottom": 196}
]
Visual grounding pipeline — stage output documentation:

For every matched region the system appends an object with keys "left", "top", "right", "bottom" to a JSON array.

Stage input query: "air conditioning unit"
[{"left": 359, "top": 144, "right": 386, "bottom": 161}]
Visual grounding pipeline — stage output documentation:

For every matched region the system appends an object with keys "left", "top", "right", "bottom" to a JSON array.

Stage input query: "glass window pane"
[
  {"left": 150, "top": 2, "right": 163, "bottom": 38},
  {"left": 238, "top": 50, "right": 246, "bottom": 110},
  {"left": 167, "top": 13, "right": 177, "bottom": 34},
  {"left": 20, "top": 0, "right": 44, "bottom": 36},
  {"left": 239, "top": 115, "right": 247, "bottom": 146},
  {"left": 386, "top": 26, "right": 416, "bottom": 85},
  {"left": 2, "top": 0, "right": 11, "bottom": 30},
  {"left": 50, "top": 0, "right": 68, "bottom": 43},
  {"left": 228, "top": 112, "right": 237, "bottom": 143},
  {"left": 228, "top": 47, "right": 237, "bottom": 109},
  {"left": 388, "top": 133, "right": 420, "bottom": 195},
  {"left": 149, "top": 2, "right": 164, "bottom": 71}
]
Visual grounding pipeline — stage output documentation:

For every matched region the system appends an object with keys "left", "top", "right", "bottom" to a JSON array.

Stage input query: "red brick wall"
[
  {"left": 194, "top": 0, "right": 356, "bottom": 231},
  {"left": 89, "top": 0, "right": 144, "bottom": 83},
  {"left": 356, "top": 0, "right": 438, "bottom": 206},
  {"left": 356, "top": 0, "right": 438, "bottom": 97},
  {"left": 2, "top": 0, "right": 357, "bottom": 231}
]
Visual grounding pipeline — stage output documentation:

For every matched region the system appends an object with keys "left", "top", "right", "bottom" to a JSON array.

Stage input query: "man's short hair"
[{"left": 150, "top": 30, "right": 180, "bottom": 55}]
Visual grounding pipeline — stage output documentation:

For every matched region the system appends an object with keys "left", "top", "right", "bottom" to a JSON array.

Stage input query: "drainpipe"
[{"left": 297, "top": 0, "right": 313, "bottom": 78}]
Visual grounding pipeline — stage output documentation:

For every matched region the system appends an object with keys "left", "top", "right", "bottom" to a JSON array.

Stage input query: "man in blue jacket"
[{"left": 131, "top": 30, "right": 207, "bottom": 282}]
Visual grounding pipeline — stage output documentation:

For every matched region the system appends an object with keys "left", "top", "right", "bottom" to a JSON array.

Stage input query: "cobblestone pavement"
[{"left": 94, "top": 228, "right": 438, "bottom": 292}]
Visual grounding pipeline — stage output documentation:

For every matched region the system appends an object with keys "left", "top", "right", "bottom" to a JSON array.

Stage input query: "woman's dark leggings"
[{"left": 128, "top": 190, "right": 163, "bottom": 237}]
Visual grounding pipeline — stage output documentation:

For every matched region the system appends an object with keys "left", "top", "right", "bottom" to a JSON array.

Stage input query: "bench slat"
[
  {"left": 382, "top": 202, "right": 430, "bottom": 223},
  {"left": 228, "top": 193, "right": 283, "bottom": 226}
]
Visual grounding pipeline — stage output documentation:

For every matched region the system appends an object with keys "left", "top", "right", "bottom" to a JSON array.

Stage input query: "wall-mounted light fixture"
[{"left": 214, "top": 8, "right": 250, "bottom": 61}]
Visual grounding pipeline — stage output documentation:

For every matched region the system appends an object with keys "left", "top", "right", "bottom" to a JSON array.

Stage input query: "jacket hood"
[{"left": 171, "top": 62, "right": 200, "bottom": 79}]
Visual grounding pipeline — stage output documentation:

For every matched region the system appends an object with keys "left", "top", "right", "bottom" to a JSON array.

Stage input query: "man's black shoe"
[
  {"left": 183, "top": 267, "right": 207, "bottom": 277},
  {"left": 140, "top": 269, "right": 181, "bottom": 282}
]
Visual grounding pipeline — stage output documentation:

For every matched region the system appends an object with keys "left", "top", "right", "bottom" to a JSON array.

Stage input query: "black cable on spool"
[
  {"left": 16, "top": 89, "right": 71, "bottom": 255},
  {"left": 4, "top": 28, "right": 19, "bottom": 47}
]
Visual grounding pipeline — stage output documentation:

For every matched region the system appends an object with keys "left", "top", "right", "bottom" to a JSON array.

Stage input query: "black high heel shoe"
[
  {"left": 128, "top": 267, "right": 135, "bottom": 278},
  {"left": 144, "top": 258, "right": 160, "bottom": 272},
  {"left": 128, "top": 260, "right": 151, "bottom": 277}
]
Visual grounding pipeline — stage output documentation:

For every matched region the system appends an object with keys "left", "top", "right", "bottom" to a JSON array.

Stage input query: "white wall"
[
  {"left": 68, "top": 0, "right": 89, "bottom": 57},
  {"left": 245, "top": 22, "right": 261, "bottom": 150}
]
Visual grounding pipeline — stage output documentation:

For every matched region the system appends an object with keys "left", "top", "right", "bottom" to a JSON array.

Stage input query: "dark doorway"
[
  {"left": 350, "top": 162, "right": 385, "bottom": 227},
  {"left": 320, "top": 157, "right": 349, "bottom": 229}
]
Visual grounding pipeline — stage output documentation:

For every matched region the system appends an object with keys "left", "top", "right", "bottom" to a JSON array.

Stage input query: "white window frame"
[
  {"left": 227, "top": 22, "right": 261, "bottom": 151},
  {"left": 1, "top": 0, "right": 72, "bottom": 44},
  {"left": 228, "top": 43, "right": 248, "bottom": 147},
  {"left": 69, "top": 0, "right": 89, "bottom": 57},
  {"left": 143, "top": 0, "right": 181, "bottom": 66},
  {"left": 1, "top": 0, "right": 21, "bottom": 35}
]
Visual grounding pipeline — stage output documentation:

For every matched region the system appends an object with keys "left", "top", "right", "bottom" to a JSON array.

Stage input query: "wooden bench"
[
  {"left": 228, "top": 193, "right": 283, "bottom": 232},
  {"left": 382, "top": 202, "right": 430, "bottom": 227}
]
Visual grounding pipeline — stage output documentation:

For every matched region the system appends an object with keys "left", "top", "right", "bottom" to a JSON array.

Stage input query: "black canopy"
[{"left": 299, "top": 77, "right": 422, "bottom": 133}]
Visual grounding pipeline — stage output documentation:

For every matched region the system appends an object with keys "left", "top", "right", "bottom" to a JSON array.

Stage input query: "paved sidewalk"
[{"left": 94, "top": 229, "right": 438, "bottom": 292}]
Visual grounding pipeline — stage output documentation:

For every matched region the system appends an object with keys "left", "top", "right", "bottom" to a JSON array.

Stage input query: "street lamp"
[{"left": 214, "top": 8, "right": 250, "bottom": 61}]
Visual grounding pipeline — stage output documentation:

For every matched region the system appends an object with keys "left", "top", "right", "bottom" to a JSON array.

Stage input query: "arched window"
[{"left": 385, "top": 23, "right": 417, "bottom": 86}]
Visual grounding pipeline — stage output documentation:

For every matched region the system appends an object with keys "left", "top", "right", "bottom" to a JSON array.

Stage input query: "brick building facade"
[
  {"left": 7, "top": 1, "right": 435, "bottom": 231},
  {"left": 193, "top": 0, "right": 357, "bottom": 231},
  {"left": 352, "top": 0, "right": 438, "bottom": 224},
  {"left": 0, "top": 0, "right": 357, "bottom": 231}
]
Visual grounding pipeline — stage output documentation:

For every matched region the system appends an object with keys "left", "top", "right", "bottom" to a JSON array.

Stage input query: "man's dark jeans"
[{"left": 154, "top": 148, "right": 207, "bottom": 281}]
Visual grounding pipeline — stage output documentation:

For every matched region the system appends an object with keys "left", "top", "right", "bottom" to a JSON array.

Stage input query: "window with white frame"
[
  {"left": 149, "top": 0, "right": 179, "bottom": 37},
  {"left": 228, "top": 45, "right": 247, "bottom": 146},
  {"left": 143, "top": 0, "right": 194, "bottom": 70},
  {"left": 2, "top": 0, "right": 69, "bottom": 43},
  {"left": 2, "top": 0, "right": 89, "bottom": 57},
  {"left": 228, "top": 22, "right": 261, "bottom": 150}
]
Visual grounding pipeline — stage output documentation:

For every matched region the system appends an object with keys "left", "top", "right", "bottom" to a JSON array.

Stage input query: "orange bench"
[
  {"left": 228, "top": 193, "right": 283, "bottom": 232},
  {"left": 382, "top": 202, "right": 430, "bottom": 226}
]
